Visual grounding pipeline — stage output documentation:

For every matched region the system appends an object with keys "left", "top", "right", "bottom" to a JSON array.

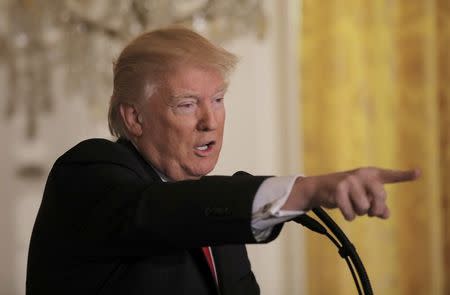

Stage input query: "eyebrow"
[{"left": 169, "top": 85, "right": 229, "bottom": 102}]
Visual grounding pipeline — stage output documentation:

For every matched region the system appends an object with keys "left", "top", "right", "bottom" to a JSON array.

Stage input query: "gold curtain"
[{"left": 300, "top": 0, "right": 449, "bottom": 294}]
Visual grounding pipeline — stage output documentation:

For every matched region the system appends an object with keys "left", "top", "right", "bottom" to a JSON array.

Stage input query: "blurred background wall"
[{"left": 0, "top": 1, "right": 304, "bottom": 294}]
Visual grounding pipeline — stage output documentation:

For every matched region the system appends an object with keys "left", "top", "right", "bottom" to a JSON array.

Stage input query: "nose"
[{"left": 197, "top": 104, "right": 218, "bottom": 131}]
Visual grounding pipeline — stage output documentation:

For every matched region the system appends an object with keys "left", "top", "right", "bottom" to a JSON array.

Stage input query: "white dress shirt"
[{"left": 251, "top": 176, "right": 304, "bottom": 241}]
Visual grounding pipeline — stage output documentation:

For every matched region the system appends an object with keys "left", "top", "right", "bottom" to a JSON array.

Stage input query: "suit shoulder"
[
  {"left": 56, "top": 138, "right": 133, "bottom": 165},
  {"left": 51, "top": 138, "right": 159, "bottom": 182}
]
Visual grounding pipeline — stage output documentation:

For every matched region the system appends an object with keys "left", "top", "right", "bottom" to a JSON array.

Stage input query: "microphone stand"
[
  {"left": 293, "top": 208, "right": 373, "bottom": 295},
  {"left": 232, "top": 171, "right": 373, "bottom": 293}
]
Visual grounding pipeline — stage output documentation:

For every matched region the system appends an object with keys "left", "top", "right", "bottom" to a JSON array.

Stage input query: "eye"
[
  {"left": 178, "top": 102, "right": 195, "bottom": 109},
  {"left": 173, "top": 100, "right": 198, "bottom": 114},
  {"left": 213, "top": 97, "right": 224, "bottom": 105}
]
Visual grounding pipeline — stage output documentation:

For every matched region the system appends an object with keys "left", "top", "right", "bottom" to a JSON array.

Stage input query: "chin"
[
  {"left": 192, "top": 163, "right": 216, "bottom": 178},
  {"left": 195, "top": 168, "right": 214, "bottom": 177}
]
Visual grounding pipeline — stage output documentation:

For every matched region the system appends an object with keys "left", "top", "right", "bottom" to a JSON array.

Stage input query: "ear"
[{"left": 119, "top": 103, "right": 143, "bottom": 137}]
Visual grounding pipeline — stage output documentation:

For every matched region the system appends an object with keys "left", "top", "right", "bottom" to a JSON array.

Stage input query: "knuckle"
[
  {"left": 372, "top": 187, "right": 386, "bottom": 201},
  {"left": 366, "top": 166, "right": 375, "bottom": 171},
  {"left": 361, "top": 166, "right": 379, "bottom": 179},
  {"left": 336, "top": 182, "right": 347, "bottom": 193},
  {"left": 355, "top": 210, "right": 365, "bottom": 216},
  {"left": 360, "top": 200, "right": 370, "bottom": 212},
  {"left": 335, "top": 194, "right": 345, "bottom": 207},
  {"left": 345, "top": 212, "right": 355, "bottom": 221},
  {"left": 356, "top": 203, "right": 369, "bottom": 215},
  {"left": 346, "top": 175, "right": 357, "bottom": 183},
  {"left": 343, "top": 176, "right": 357, "bottom": 188},
  {"left": 354, "top": 168, "right": 364, "bottom": 176},
  {"left": 355, "top": 167, "right": 370, "bottom": 176},
  {"left": 373, "top": 203, "right": 386, "bottom": 216},
  {"left": 341, "top": 209, "right": 349, "bottom": 219},
  {"left": 336, "top": 200, "right": 349, "bottom": 214},
  {"left": 382, "top": 208, "right": 390, "bottom": 219},
  {"left": 371, "top": 208, "right": 381, "bottom": 217}
]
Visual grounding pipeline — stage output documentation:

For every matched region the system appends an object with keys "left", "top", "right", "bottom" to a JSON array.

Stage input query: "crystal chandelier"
[{"left": 1, "top": 0, "right": 266, "bottom": 139}]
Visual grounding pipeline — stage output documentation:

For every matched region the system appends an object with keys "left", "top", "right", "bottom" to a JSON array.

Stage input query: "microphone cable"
[
  {"left": 233, "top": 171, "right": 373, "bottom": 294},
  {"left": 293, "top": 209, "right": 373, "bottom": 295}
]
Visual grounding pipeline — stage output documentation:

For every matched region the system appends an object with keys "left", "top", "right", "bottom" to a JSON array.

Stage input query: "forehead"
[{"left": 165, "top": 65, "right": 227, "bottom": 97}]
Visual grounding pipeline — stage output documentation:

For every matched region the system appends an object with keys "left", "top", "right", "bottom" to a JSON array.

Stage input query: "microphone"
[
  {"left": 233, "top": 171, "right": 252, "bottom": 176},
  {"left": 311, "top": 207, "right": 373, "bottom": 295},
  {"left": 292, "top": 214, "right": 327, "bottom": 235},
  {"left": 233, "top": 170, "right": 372, "bottom": 295},
  {"left": 292, "top": 209, "right": 370, "bottom": 295}
]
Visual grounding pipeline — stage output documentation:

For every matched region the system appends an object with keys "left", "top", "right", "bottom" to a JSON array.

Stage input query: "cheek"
[
  {"left": 218, "top": 114, "right": 226, "bottom": 138},
  {"left": 165, "top": 123, "right": 197, "bottom": 152},
  {"left": 216, "top": 107, "right": 226, "bottom": 127},
  {"left": 145, "top": 113, "right": 192, "bottom": 142}
]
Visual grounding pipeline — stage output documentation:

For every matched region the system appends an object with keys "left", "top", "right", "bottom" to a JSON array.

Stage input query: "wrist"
[{"left": 282, "top": 176, "right": 315, "bottom": 211}]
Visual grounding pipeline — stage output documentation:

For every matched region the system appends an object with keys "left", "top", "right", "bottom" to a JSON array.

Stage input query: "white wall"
[
  {"left": 0, "top": 1, "right": 305, "bottom": 294},
  {"left": 214, "top": 1, "right": 306, "bottom": 294}
]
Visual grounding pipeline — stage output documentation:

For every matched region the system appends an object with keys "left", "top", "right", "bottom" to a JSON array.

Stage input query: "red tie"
[{"left": 202, "top": 246, "right": 218, "bottom": 285}]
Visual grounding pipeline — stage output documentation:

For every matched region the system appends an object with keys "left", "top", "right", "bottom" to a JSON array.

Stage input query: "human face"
[{"left": 135, "top": 65, "right": 226, "bottom": 181}]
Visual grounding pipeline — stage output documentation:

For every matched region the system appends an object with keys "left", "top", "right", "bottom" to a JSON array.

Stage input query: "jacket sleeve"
[{"left": 32, "top": 160, "right": 281, "bottom": 257}]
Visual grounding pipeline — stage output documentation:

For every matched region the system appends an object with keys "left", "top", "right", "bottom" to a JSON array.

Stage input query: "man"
[{"left": 26, "top": 27, "right": 419, "bottom": 295}]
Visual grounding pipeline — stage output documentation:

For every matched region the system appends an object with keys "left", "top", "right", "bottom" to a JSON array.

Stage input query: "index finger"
[{"left": 378, "top": 168, "right": 421, "bottom": 184}]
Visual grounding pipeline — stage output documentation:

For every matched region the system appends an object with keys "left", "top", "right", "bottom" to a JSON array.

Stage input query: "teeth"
[{"left": 196, "top": 145, "right": 208, "bottom": 151}]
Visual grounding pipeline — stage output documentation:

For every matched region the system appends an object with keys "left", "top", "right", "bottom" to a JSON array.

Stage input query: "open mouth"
[{"left": 195, "top": 141, "right": 215, "bottom": 151}]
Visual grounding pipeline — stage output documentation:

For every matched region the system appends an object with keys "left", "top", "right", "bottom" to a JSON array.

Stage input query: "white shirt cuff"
[{"left": 251, "top": 175, "right": 304, "bottom": 241}]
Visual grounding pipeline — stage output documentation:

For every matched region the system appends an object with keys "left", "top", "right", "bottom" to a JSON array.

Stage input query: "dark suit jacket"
[{"left": 26, "top": 138, "right": 282, "bottom": 295}]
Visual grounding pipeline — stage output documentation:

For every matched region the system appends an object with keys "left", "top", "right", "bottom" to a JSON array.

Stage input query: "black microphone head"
[{"left": 233, "top": 171, "right": 252, "bottom": 176}]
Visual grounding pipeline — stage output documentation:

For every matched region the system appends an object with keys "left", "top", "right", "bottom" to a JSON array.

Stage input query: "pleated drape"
[{"left": 300, "top": 0, "right": 449, "bottom": 294}]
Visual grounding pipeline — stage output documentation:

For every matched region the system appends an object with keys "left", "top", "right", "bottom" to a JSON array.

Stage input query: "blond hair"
[{"left": 108, "top": 26, "right": 238, "bottom": 139}]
